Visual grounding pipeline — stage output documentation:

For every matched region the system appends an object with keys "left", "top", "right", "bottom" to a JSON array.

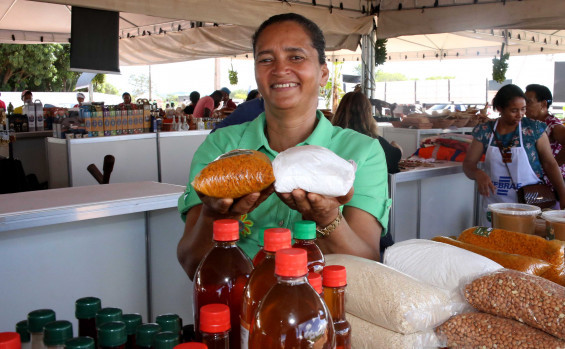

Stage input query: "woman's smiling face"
[{"left": 254, "top": 20, "right": 329, "bottom": 114}]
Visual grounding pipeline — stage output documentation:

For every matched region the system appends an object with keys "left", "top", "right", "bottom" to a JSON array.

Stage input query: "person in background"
[
  {"left": 183, "top": 91, "right": 200, "bottom": 115},
  {"left": 0, "top": 92, "right": 5, "bottom": 111},
  {"left": 178, "top": 13, "right": 390, "bottom": 279},
  {"left": 220, "top": 87, "right": 237, "bottom": 110},
  {"left": 525, "top": 84, "right": 565, "bottom": 185},
  {"left": 74, "top": 92, "right": 85, "bottom": 108},
  {"left": 13, "top": 90, "right": 33, "bottom": 114},
  {"left": 331, "top": 91, "right": 402, "bottom": 258},
  {"left": 120, "top": 92, "right": 132, "bottom": 107},
  {"left": 211, "top": 97, "right": 265, "bottom": 132},
  {"left": 463, "top": 84, "right": 565, "bottom": 227},
  {"left": 192, "top": 90, "right": 223, "bottom": 118},
  {"left": 246, "top": 89, "right": 261, "bottom": 102}
]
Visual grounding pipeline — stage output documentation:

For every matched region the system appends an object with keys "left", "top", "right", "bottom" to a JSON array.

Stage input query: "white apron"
[{"left": 480, "top": 120, "right": 541, "bottom": 226}]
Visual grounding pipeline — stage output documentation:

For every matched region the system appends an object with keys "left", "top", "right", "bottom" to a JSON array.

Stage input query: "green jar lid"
[
  {"left": 75, "top": 297, "right": 102, "bottom": 320},
  {"left": 65, "top": 337, "right": 95, "bottom": 349},
  {"left": 293, "top": 220, "right": 316, "bottom": 240},
  {"left": 122, "top": 314, "right": 142, "bottom": 335},
  {"left": 16, "top": 320, "right": 30, "bottom": 343},
  {"left": 155, "top": 314, "right": 180, "bottom": 334},
  {"left": 98, "top": 322, "right": 126, "bottom": 347},
  {"left": 135, "top": 323, "right": 161, "bottom": 348},
  {"left": 27, "top": 309, "right": 56, "bottom": 333},
  {"left": 153, "top": 332, "right": 179, "bottom": 349},
  {"left": 43, "top": 320, "right": 73, "bottom": 346},
  {"left": 95, "top": 308, "right": 123, "bottom": 328}
]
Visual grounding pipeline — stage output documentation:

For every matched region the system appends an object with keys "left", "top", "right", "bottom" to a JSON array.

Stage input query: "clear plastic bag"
[
  {"left": 192, "top": 149, "right": 275, "bottom": 198},
  {"left": 464, "top": 269, "right": 565, "bottom": 340},
  {"left": 325, "top": 254, "right": 463, "bottom": 335}
]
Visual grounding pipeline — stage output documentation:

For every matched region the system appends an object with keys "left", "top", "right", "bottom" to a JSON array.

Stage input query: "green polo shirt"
[{"left": 178, "top": 111, "right": 391, "bottom": 258}]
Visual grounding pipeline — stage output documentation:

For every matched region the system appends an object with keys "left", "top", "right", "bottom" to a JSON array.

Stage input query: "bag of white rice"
[
  {"left": 325, "top": 254, "right": 461, "bottom": 334},
  {"left": 383, "top": 239, "right": 503, "bottom": 293},
  {"left": 346, "top": 313, "right": 440, "bottom": 349}
]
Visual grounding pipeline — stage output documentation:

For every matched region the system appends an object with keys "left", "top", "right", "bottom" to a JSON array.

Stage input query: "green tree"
[
  {"left": 49, "top": 44, "right": 80, "bottom": 91},
  {"left": 425, "top": 76, "right": 455, "bottom": 80},
  {"left": 375, "top": 71, "right": 409, "bottom": 82},
  {"left": 94, "top": 82, "right": 119, "bottom": 95},
  {"left": 128, "top": 74, "right": 151, "bottom": 98},
  {"left": 0, "top": 44, "right": 58, "bottom": 91},
  {"left": 320, "top": 62, "right": 344, "bottom": 111}
]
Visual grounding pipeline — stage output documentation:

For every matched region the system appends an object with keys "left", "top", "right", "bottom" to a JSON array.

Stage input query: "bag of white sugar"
[
  {"left": 384, "top": 239, "right": 503, "bottom": 293},
  {"left": 325, "top": 254, "right": 460, "bottom": 334},
  {"left": 272, "top": 145, "right": 355, "bottom": 197}
]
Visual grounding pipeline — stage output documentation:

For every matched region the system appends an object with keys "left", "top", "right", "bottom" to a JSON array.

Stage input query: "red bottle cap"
[
  {"left": 199, "top": 304, "right": 230, "bottom": 333},
  {"left": 307, "top": 272, "right": 322, "bottom": 294},
  {"left": 322, "top": 265, "right": 347, "bottom": 287},
  {"left": 0, "top": 332, "right": 20, "bottom": 349},
  {"left": 275, "top": 248, "right": 308, "bottom": 277},
  {"left": 264, "top": 228, "right": 292, "bottom": 252},
  {"left": 213, "top": 219, "right": 239, "bottom": 241},
  {"left": 174, "top": 343, "right": 207, "bottom": 349}
]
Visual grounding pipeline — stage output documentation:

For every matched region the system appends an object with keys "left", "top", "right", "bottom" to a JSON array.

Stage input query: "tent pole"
[
  {"left": 148, "top": 65, "right": 152, "bottom": 101},
  {"left": 88, "top": 82, "right": 93, "bottom": 102},
  {"left": 214, "top": 58, "right": 221, "bottom": 91}
]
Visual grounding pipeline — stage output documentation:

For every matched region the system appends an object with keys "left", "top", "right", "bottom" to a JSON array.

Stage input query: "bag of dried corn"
[
  {"left": 325, "top": 254, "right": 463, "bottom": 334},
  {"left": 432, "top": 236, "right": 552, "bottom": 276},
  {"left": 464, "top": 269, "right": 565, "bottom": 340}
]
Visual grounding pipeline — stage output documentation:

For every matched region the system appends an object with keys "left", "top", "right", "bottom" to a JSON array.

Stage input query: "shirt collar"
[{"left": 238, "top": 111, "right": 332, "bottom": 156}]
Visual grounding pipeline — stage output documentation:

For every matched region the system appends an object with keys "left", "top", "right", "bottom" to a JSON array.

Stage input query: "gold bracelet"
[{"left": 316, "top": 210, "right": 343, "bottom": 238}]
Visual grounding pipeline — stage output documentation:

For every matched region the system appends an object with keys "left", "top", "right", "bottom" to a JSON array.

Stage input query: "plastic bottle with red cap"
[
  {"left": 0, "top": 332, "right": 21, "bottom": 349},
  {"left": 199, "top": 304, "right": 230, "bottom": 349},
  {"left": 173, "top": 343, "right": 207, "bottom": 349},
  {"left": 292, "top": 221, "right": 325, "bottom": 274},
  {"left": 323, "top": 265, "right": 351, "bottom": 349},
  {"left": 308, "top": 272, "right": 323, "bottom": 295},
  {"left": 251, "top": 226, "right": 278, "bottom": 267},
  {"left": 249, "top": 248, "right": 335, "bottom": 348},
  {"left": 240, "top": 228, "right": 292, "bottom": 348},
  {"left": 193, "top": 219, "right": 253, "bottom": 349}
]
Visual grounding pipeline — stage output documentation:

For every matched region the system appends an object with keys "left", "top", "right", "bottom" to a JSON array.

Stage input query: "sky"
[{"left": 105, "top": 52, "right": 565, "bottom": 103}]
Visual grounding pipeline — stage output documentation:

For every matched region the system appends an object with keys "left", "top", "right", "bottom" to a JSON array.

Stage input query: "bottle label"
[{"left": 240, "top": 321, "right": 250, "bottom": 349}]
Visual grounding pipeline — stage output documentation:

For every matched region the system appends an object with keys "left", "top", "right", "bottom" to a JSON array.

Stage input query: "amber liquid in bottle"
[
  {"left": 202, "top": 332, "right": 229, "bottom": 349},
  {"left": 323, "top": 286, "right": 351, "bottom": 349},
  {"left": 251, "top": 249, "right": 266, "bottom": 267},
  {"left": 292, "top": 239, "right": 325, "bottom": 274},
  {"left": 78, "top": 318, "right": 96, "bottom": 339},
  {"left": 193, "top": 240, "right": 253, "bottom": 349}
]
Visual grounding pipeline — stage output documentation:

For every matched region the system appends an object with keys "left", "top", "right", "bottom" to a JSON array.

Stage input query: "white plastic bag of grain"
[
  {"left": 346, "top": 313, "right": 441, "bottom": 349},
  {"left": 383, "top": 239, "right": 503, "bottom": 293},
  {"left": 325, "top": 254, "right": 460, "bottom": 334},
  {"left": 272, "top": 145, "right": 356, "bottom": 197}
]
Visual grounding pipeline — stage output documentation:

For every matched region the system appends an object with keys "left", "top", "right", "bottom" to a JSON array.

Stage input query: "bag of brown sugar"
[{"left": 192, "top": 149, "right": 275, "bottom": 198}]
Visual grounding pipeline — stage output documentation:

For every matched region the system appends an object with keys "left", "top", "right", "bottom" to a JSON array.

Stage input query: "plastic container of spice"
[
  {"left": 98, "top": 322, "right": 126, "bottom": 349},
  {"left": 488, "top": 203, "right": 541, "bottom": 235},
  {"left": 64, "top": 337, "right": 94, "bottom": 349},
  {"left": 28, "top": 309, "right": 56, "bottom": 349},
  {"left": 0, "top": 332, "right": 21, "bottom": 349},
  {"left": 16, "top": 320, "right": 31, "bottom": 349},
  {"left": 43, "top": 321, "right": 73, "bottom": 349},
  {"left": 75, "top": 297, "right": 101, "bottom": 342},
  {"left": 153, "top": 332, "right": 179, "bottom": 349},
  {"left": 135, "top": 324, "right": 161, "bottom": 349},
  {"left": 542, "top": 210, "right": 565, "bottom": 240},
  {"left": 121, "top": 314, "right": 142, "bottom": 349}
]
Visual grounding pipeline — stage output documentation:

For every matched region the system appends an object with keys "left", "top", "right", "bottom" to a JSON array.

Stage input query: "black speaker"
[{"left": 70, "top": 6, "right": 120, "bottom": 74}]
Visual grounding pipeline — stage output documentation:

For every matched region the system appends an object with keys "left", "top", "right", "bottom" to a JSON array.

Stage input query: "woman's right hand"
[
  {"left": 475, "top": 170, "right": 496, "bottom": 197},
  {"left": 197, "top": 184, "right": 275, "bottom": 218}
]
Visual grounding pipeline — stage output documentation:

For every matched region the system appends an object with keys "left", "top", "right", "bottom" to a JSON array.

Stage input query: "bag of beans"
[
  {"left": 458, "top": 227, "right": 565, "bottom": 285},
  {"left": 192, "top": 149, "right": 275, "bottom": 198},
  {"left": 464, "top": 269, "right": 565, "bottom": 340},
  {"left": 383, "top": 239, "right": 503, "bottom": 293},
  {"left": 435, "top": 312, "right": 565, "bottom": 348},
  {"left": 432, "top": 236, "right": 552, "bottom": 276},
  {"left": 325, "top": 254, "right": 463, "bottom": 334},
  {"left": 346, "top": 313, "right": 440, "bottom": 349}
]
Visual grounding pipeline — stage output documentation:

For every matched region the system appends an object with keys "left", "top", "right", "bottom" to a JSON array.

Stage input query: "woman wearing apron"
[{"left": 463, "top": 84, "right": 565, "bottom": 227}]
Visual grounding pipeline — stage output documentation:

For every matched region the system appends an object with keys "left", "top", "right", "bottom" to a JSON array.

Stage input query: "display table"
[
  {"left": 4, "top": 131, "right": 54, "bottom": 185},
  {"left": 158, "top": 130, "right": 210, "bottom": 186},
  {"left": 389, "top": 161, "right": 476, "bottom": 242},
  {"left": 0, "top": 182, "right": 192, "bottom": 332},
  {"left": 381, "top": 127, "right": 472, "bottom": 158}
]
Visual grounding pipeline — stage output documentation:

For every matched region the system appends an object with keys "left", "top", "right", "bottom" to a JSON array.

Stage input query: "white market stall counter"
[
  {"left": 0, "top": 181, "right": 192, "bottom": 332},
  {"left": 389, "top": 161, "right": 477, "bottom": 243},
  {"left": 382, "top": 127, "right": 473, "bottom": 159}
]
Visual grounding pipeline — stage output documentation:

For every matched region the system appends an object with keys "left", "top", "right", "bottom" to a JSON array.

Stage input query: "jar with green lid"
[
  {"left": 43, "top": 321, "right": 73, "bottom": 349},
  {"left": 95, "top": 308, "right": 122, "bottom": 329},
  {"left": 135, "top": 324, "right": 160, "bottom": 349},
  {"left": 121, "top": 314, "right": 141, "bottom": 349},
  {"left": 98, "top": 322, "right": 126, "bottom": 349},
  {"left": 64, "top": 337, "right": 94, "bottom": 349},
  {"left": 16, "top": 320, "right": 31, "bottom": 349},
  {"left": 75, "top": 297, "right": 101, "bottom": 340},
  {"left": 0, "top": 332, "right": 21, "bottom": 349},
  {"left": 292, "top": 220, "right": 325, "bottom": 274},
  {"left": 153, "top": 332, "right": 179, "bottom": 349},
  {"left": 155, "top": 315, "right": 181, "bottom": 344},
  {"left": 28, "top": 309, "right": 56, "bottom": 349}
]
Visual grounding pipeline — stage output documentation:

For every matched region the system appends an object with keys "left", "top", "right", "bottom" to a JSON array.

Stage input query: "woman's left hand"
[{"left": 276, "top": 187, "right": 354, "bottom": 227}]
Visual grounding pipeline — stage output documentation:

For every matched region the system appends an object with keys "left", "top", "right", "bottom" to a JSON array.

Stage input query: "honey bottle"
[
  {"left": 75, "top": 297, "right": 101, "bottom": 343},
  {"left": 193, "top": 219, "right": 253, "bottom": 349},
  {"left": 155, "top": 315, "right": 181, "bottom": 344},
  {"left": 173, "top": 344, "right": 206, "bottom": 349},
  {"left": 153, "top": 332, "right": 179, "bottom": 349},
  {"left": 251, "top": 226, "right": 278, "bottom": 267},
  {"left": 240, "top": 228, "right": 291, "bottom": 348},
  {"left": 323, "top": 265, "right": 351, "bottom": 349},
  {"left": 122, "top": 314, "right": 142, "bottom": 349},
  {"left": 16, "top": 320, "right": 31, "bottom": 349},
  {"left": 292, "top": 221, "right": 325, "bottom": 274},
  {"left": 249, "top": 248, "right": 335, "bottom": 348},
  {"left": 64, "top": 337, "right": 94, "bottom": 349},
  {"left": 135, "top": 323, "right": 161, "bottom": 349},
  {"left": 43, "top": 321, "right": 73, "bottom": 349},
  {"left": 199, "top": 304, "right": 230, "bottom": 349},
  {"left": 97, "top": 322, "right": 126, "bottom": 349},
  {"left": 0, "top": 333, "right": 20, "bottom": 349},
  {"left": 28, "top": 309, "right": 56, "bottom": 349},
  {"left": 308, "top": 272, "right": 323, "bottom": 295}
]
